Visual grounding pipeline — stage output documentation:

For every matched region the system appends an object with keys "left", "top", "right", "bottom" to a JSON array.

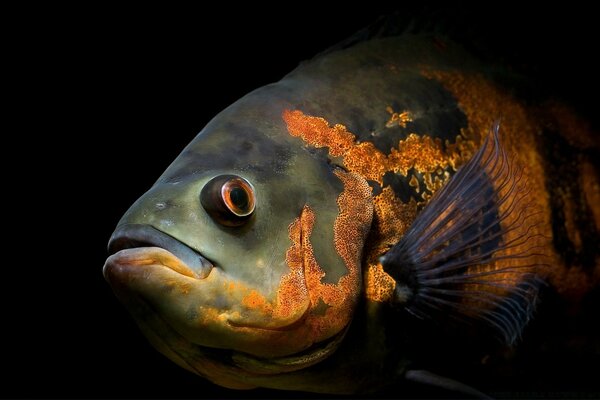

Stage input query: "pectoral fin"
[{"left": 381, "top": 123, "right": 549, "bottom": 344}]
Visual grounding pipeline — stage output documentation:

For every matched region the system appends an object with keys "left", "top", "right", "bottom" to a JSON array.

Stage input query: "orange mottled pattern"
[
  {"left": 282, "top": 170, "right": 372, "bottom": 340},
  {"left": 283, "top": 71, "right": 600, "bottom": 304},
  {"left": 233, "top": 168, "right": 372, "bottom": 346},
  {"left": 284, "top": 109, "right": 475, "bottom": 302},
  {"left": 283, "top": 110, "right": 354, "bottom": 157},
  {"left": 284, "top": 110, "right": 474, "bottom": 188},
  {"left": 385, "top": 106, "right": 413, "bottom": 128},
  {"left": 365, "top": 263, "right": 396, "bottom": 303},
  {"left": 276, "top": 217, "right": 310, "bottom": 320},
  {"left": 424, "top": 70, "right": 600, "bottom": 299}
]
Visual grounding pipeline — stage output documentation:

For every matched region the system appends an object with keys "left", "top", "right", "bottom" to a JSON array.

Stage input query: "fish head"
[{"left": 103, "top": 90, "right": 373, "bottom": 388}]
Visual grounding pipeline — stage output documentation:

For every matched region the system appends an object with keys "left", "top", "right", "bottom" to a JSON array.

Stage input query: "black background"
[{"left": 6, "top": 2, "right": 599, "bottom": 398}]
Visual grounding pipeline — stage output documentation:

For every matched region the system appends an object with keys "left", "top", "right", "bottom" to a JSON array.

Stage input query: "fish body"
[{"left": 104, "top": 30, "right": 600, "bottom": 394}]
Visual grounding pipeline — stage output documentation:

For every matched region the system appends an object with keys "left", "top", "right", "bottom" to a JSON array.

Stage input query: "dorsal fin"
[
  {"left": 314, "top": 6, "right": 507, "bottom": 63},
  {"left": 381, "top": 122, "right": 550, "bottom": 344}
]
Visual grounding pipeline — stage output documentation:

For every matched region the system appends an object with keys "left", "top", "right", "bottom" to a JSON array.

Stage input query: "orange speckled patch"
[
  {"left": 283, "top": 170, "right": 372, "bottom": 341},
  {"left": 343, "top": 142, "right": 390, "bottom": 182},
  {"left": 242, "top": 290, "right": 271, "bottom": 314},
  {"left": 386, "top": 106, "right": 413, "bottom": 128},
  {"left": 284, "top": 110, "right": 354, "bottom": 157},
  {"left": 209, "top": 169, "right": 371, "bottom": 349},
  {"left": 388, "top": 134, "right": 448, "bottom": 175},
  {"left": 226, "top": 214, "right": 311, "bottom": 329},
  {"left": 283, "top": 109, "right": 475, "bottom": 302},
  {"left": 276, "top": 215, "right": 310, "bottom": 320},
  {"left": 284, "top": 109, "right": 474, "bottom": 187},
  {"left": 328, "top": 170, "right": 373, "bottom": 306},
  {"left": 366, "top": 263, "right": 396, "bottom": 302}
]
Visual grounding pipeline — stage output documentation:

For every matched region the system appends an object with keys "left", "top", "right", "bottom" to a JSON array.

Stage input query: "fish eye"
[
  {"left": 221, "top": 178, "right": 255, "bottom": 217},
  {"left": 201, "top": 175, "right": 255, "bottom": 226}
]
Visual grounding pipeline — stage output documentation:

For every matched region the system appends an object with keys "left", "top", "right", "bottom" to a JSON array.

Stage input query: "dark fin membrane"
[
  {"left": 381, "top": 122, "right": 550, "bottom": 344},
  {"left": 315, "top": 8, "right": 466, "bottom": 59},
  {"left": 315, "top": 6, "right": 520, "bottom": 66}
]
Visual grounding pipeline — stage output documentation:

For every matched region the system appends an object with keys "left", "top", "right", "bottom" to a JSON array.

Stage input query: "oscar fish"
[{"left": 103, "top": 19, "right": 600, "bottom": 395}]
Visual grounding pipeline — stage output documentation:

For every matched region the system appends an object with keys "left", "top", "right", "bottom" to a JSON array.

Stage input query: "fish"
[{"left": 103, "top": 16, "right": 600, "bottom": 396}]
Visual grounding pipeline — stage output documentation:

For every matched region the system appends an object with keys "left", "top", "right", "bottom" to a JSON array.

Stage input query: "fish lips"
[{"left": 104, "top": 224, "right": 214, "bottom": 280}]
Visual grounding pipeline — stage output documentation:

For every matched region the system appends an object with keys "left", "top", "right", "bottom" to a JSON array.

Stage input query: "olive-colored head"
[{"left": 103, "top": 87, "right": 373, "bottom": 388}]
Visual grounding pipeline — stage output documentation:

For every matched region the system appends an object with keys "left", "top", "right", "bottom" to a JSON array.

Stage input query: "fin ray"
[{"left": 382, "top": 122, "right": 549, "bottom": 343}]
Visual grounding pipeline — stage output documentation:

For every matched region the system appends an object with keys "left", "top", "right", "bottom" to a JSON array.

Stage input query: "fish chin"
[{"left": 103, "top": 246, "right": 347, "bottom": 389}]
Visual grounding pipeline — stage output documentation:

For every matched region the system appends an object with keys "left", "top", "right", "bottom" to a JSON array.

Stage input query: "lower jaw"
[
  {"left": 230, "top": 324, "right": 349, "bottom": 375},
  {"left": 119, "top": 289, "right": 348, "bottom": 390}
]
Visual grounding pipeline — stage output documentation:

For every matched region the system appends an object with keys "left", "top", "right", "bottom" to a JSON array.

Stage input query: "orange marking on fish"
[
  {"left": 277, "top": 208, "right": 311, "bottom": 320},
  {"left": 242, "top": 290, "right": 272, "bottom": 313},
  {"left": 185, "top": 169, "right": 372, "bottom": 347},
  {"left": 317, "top": 170, "right": 371, "bottom": 318},
  {"left": 283, "top": 109, "right": 474, "bottom": 302},
  {"left": 385, "top": 106, "right": 413, "bottom": 128},
  {"left": 366, "top": 263, "right": 396, "bottom": 302},
  {"left": 282, "top": 170, "right": 372, "bottom": 340},
  {"left": 388, "top": 134, "right": 448, "bottom": 175},
  {"left": 283, "top": 109, "right": 354, "bottom": 157}
]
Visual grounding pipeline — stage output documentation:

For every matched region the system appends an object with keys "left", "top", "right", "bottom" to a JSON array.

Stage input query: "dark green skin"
[{"left": 105, "top": 34, "right": 599, "bottom": 394}]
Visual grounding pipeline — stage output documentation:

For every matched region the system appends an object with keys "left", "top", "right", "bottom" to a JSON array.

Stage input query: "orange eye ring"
[
  {"left": 221, "top": 178, "right": 255, "bottom": 217},
  {"left": 201, "top": 175, "right": 256, "bottom": 226}
]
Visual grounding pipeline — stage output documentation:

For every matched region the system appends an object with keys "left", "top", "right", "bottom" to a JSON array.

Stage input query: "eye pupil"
[
  {"left": 229, "top": 187, "right": 249, "bottom": 211},
  {"left": 222, "top": 178, "right": 255, "bottom": 217}
]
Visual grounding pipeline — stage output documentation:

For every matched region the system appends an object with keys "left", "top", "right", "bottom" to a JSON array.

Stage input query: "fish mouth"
[
  {"left": 103, "top": 223, "right": 311, "bottom": 346},
  {"left": 105, "top": 224, "right": 214, "bottom": 279},
  {"left": 103, "top": 224, "right": 347, "bottom": 380}
]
